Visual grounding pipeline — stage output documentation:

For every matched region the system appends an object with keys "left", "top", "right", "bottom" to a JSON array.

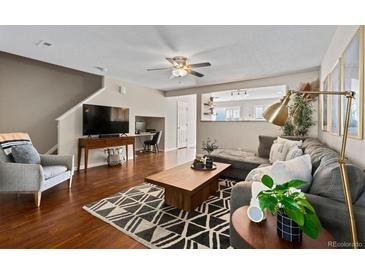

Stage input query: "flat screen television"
[{"left": 83, "top": 104, "right": 129, "bottom": 136}]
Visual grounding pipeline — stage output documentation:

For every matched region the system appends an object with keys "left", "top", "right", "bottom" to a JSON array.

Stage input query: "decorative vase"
[
  {"left": 205, "top": 157, "right": 213, "bottom": 169},
  {"left": 277, "top": 211, "right": 302, "bottom": 243}
]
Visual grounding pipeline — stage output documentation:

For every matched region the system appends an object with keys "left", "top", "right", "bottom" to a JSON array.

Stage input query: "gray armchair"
[{"left": 0, "top": 148, "right": 74, "bottom": 207}]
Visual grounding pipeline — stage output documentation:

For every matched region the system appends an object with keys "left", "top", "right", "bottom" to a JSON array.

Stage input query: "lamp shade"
[{"left": 263, "top": 94, "right": 291, "bottom": 126}]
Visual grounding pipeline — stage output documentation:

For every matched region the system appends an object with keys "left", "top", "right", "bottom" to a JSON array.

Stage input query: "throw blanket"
[{"left": 0, "top": 132, "right": 31, "bottom": 155}]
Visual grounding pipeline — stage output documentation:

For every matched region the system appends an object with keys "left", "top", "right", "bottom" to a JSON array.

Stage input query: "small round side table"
[{"left": 232, "top": 206, "right": 335, "bottom": 249}]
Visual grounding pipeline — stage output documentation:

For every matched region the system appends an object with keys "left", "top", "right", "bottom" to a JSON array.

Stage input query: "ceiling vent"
[
  {"left": 94, "top": 66, "right": 108, "bottom": 73},
  {"left": 35, "top": 40, "right": 53, "bottom": 47}
]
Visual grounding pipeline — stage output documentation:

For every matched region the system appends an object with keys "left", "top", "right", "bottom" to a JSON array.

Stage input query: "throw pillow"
[
  {"left": 257, "top": 135, "right": 277, "bottom": 158},
  {"left": 277, "top": 136, "right": 303, "bottom": 148},
  {"left": 245, "top": 165, "right": 272, "bottom": 182},
  {"left": 285, "top": 146, "right": 303, "bottom": 161},
  {"left": 269, "top": 154, "right": 312, "bottom": 192},
  {"left": 11, "top": 144, "right": 41, "bottom": 164},
  {"left": 269, "top": 143, "right": 289, "bottom": 164},
  {"left": 309, "top": 162, "right": 365, "bottom": 203}
]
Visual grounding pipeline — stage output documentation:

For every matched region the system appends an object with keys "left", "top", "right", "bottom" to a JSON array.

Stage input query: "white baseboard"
[
  {"left": 76, "top": 155, "right": 134, "bottom": 170},
  {"left": 163, "top": 147, "right": 178, "bottom": 152},
  {"left": 75, "top": 148, "right": 186, "bottom": 170},
  {"left": 76, "top": 161, "right": 107, "bottom": 171}
]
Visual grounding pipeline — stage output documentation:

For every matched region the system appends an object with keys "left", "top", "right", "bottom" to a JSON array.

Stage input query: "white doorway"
[{"left": 177, "top": 101, "right": 188, "bottom": 148}]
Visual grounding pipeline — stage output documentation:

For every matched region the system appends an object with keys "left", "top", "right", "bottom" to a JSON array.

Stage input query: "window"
[
  {"left": 254, "top": 105, "right": 266, "bottom": 120},
  {"left": 201, "top": 84, "right": 286, "bottom": 121},
  {"left": 225, "top": 107, "right": 240, "bottom": 120}
]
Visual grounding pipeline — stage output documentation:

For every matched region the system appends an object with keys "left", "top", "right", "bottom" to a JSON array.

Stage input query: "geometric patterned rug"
[{"left": 83, "top": 179, "right": 236, "bottom": 249}]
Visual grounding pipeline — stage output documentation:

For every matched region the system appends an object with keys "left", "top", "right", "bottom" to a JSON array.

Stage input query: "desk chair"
[{"left": 144, "top": 131, "right": 162, "bottom": 153}]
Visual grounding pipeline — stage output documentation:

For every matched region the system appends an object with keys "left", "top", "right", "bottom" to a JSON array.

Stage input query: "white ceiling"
[{"left": 0, "top": 25, "right": 336, "bottom": 91}]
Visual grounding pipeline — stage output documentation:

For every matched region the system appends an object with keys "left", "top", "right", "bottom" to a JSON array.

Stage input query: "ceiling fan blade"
[
  {"left": 189, "top": 62, "right": 211, "bottom": 68},
  {"left": 146, "top": 67, "right": 171, "bottom": 71},
  {"left": 189, "top": 70, "right": 204, "bottom": 77},
  {"left": 166, "top": 57, "right": 179, "bottom": 66}
]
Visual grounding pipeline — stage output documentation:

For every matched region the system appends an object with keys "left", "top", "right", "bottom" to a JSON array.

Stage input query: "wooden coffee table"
[
  {"left": 232, "top": 206, "right": 335, "bottom": 248},
  {"left": 145, "top": 161, "right": 231, "bottom": 211}
]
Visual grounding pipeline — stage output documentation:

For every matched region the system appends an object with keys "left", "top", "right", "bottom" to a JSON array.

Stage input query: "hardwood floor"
[{"left": 0, "top": 148, "right": 196, "bottom": 248}]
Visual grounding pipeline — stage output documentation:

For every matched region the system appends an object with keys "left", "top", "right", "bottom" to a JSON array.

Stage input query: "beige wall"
[
  {"left": 58, "top": 76, "right": 195, "bottom": 169},
  {"left": 0, "top": 52, "right": 102, "bottom": 153},
  {"left": 319, "top": 25, "right": 365, "bottom": 169},
  {"left": 166, "top": 70, "right": 320, "bottom": 153}
]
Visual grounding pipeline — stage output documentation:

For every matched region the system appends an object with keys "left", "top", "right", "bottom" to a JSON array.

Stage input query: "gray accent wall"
[
  {"left": 165, "top": 70, "right": 320, "bottom": 154},
  {"left": 0, "top": 52, "right": 103, "bottom": 153}
]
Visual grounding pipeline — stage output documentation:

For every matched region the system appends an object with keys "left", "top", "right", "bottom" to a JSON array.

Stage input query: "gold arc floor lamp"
[{"left": 263, "top": 89, "right": 358, "bottom": 249}]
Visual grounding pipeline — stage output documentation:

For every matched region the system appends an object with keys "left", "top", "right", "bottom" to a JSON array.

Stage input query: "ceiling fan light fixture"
[{"left": 172, "top": 68, "right": 188, "bottom": 77}]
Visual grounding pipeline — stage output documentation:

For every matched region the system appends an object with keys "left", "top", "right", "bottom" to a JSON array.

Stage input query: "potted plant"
[
  {"left": 282, "top": 94, "right": 315, "bottom": 137},
  {"left": 201, "top": 138, "right": 219, "bottom": 155},
  {"left": 257, "top": 175, "right": 321, "bottom": 243}
]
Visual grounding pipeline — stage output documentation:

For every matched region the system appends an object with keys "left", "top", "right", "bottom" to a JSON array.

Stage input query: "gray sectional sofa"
[
  {"left": 229, "top": 137, "right": 365, "bottom": 248},
  {"left": 209, "top": 136, "right": 276, "bottom": 180}
]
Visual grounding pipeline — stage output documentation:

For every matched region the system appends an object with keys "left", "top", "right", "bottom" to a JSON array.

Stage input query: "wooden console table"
[{"left": 78, "top": 136, "right": 136, "bottom": 172}]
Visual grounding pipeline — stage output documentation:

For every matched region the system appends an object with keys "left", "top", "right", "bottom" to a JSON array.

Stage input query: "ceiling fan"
[{"left": 146, "top": 56, "right": 211, "bottom": 78}]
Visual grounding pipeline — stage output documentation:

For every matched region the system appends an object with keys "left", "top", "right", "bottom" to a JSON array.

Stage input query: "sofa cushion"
[
  {"left": 304, "top": 143, "right": 322, "bottom": 155},
  {"left": 302, "top": 137, "right": 322, "bottom": 150},
  {"left": 355, "top": 193, "right": 365, "bottom": 207},
  {"left": 257, "top": 135, "right": 276, "bottom": 158},
  {"left": 11, "top": 144, "right": 40, "bottom": 164},
  {"left": 210, "top": 148, "right": 269, "bottom": 165},
  {"left": 0, "top": 148, "right": 13, "bottom": 162},
  {"left": 269, "top": 143, "right": 289, "bottom": 163},
  {"left": 269, "top": 154, "right": 312, "bottom": 192},
  {"left": 42, "top": 165, "right": 67, "bottom": 180},
  {"left": 245, "top": 165, "right": 272, "bottom": 182},
  {"left": 277, "top": 136, "right": 303, "bottom": 148},
  {"left": 285, "top": 146, "right": 303, "bottom": 161},
  {"left": 314, "top": 154, "right": 339, "bottom": 176},
  {"left": 309, "top": 162, "right": 365, "bottom": 203},
  {"left": 309, "top": 147, "right": 338, "bottom": 173}
]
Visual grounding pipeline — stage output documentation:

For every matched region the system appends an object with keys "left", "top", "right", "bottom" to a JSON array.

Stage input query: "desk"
[{"left": 78, "top": 136, "right": 136, "bottom": 172}]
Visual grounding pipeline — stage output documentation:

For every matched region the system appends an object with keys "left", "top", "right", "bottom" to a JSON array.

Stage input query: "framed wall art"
[
  {"left": 329, "top": 59, "right": 342, "bottom": 136},
  {"left": 321, "top": 76, "right": 329, "bottom": 131},
  {"left": 341, "top": 26, "right": 364, "bottom": 139}
]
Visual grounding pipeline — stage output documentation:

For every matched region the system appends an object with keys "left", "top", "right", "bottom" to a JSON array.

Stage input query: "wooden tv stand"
[{"left": 77, "top": 136, "right": 136, "bottom": 172}]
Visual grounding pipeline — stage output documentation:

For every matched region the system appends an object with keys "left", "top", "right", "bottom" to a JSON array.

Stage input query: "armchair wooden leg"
[
  {"left": 68, "top": 176, "right": 73, "bottom": 189},
  {"left": 34, "top": 192, "right": 42, "bottom": 207}
]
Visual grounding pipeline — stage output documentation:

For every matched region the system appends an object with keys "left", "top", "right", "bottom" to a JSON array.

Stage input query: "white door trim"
[{"left": 177, "top": 101, "right": 188, "bottom": 149}]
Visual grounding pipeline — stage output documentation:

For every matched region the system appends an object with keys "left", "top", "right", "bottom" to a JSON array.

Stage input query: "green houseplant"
[
  {"left": 282, "top": 94, "right": 315, "bottom": 137},
  {"left": 257, "top": 175, "right": 321, "bottom": 241}
]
